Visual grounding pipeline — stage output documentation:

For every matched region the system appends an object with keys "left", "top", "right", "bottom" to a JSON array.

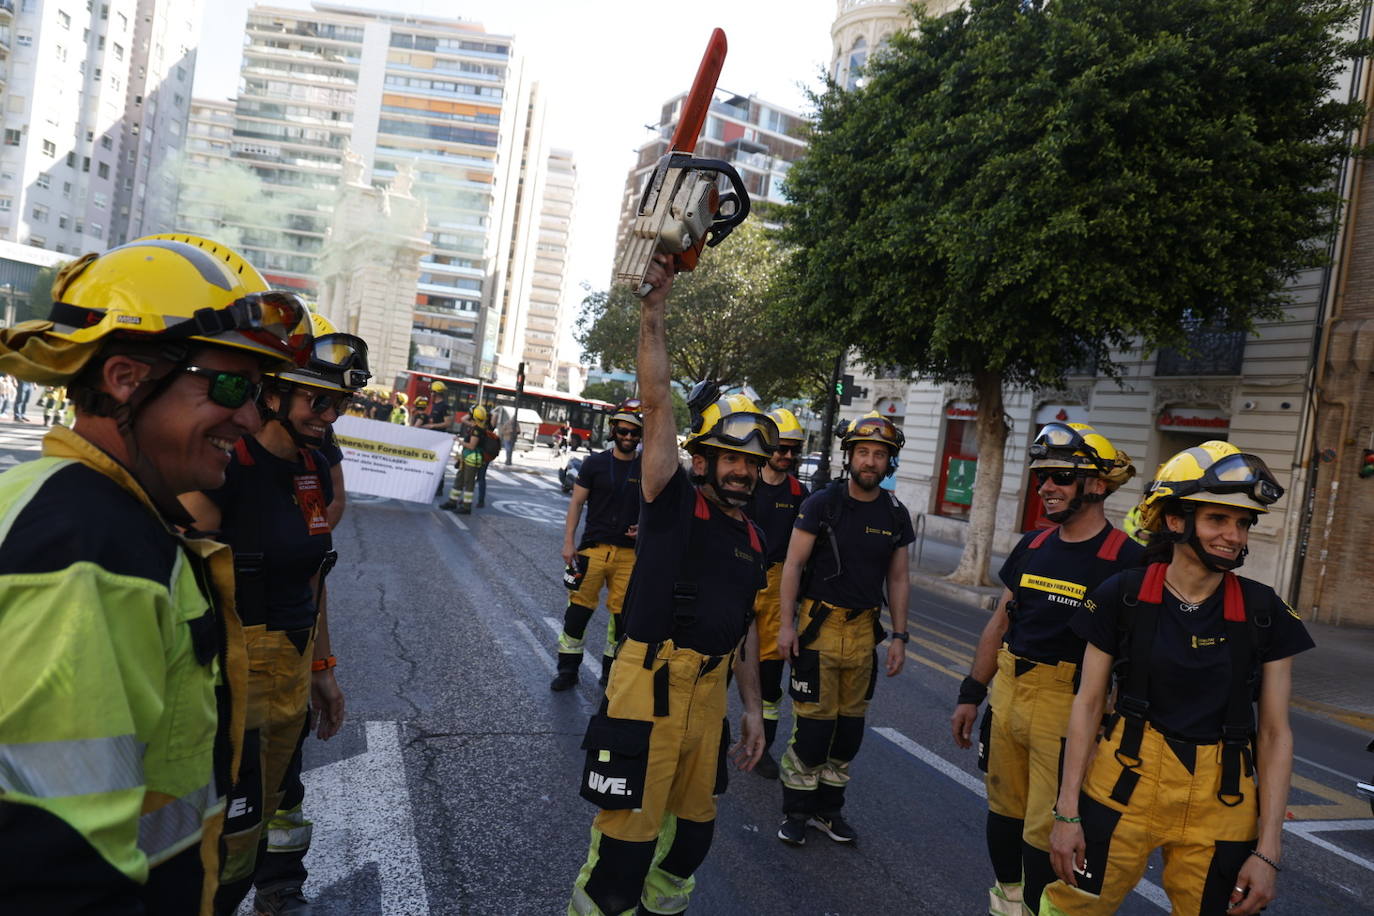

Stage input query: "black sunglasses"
[
  {"left": 612, "top": 425, "right": 642, "bottom": 438},
  {"left": 181, "top": 365, "right": 261, "bottom": 409},
  {"left": 302, "top": 390, "right": 352, "bottom": 415},
  {"left": 774, "top": 444, "right": 799, "bottom": 455},
  {"left": 1034, "top": 468, "right": 1080, "bottom": 487}
]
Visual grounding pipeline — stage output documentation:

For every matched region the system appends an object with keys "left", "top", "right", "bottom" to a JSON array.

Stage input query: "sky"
[{"left": 193, "top": 0, "right": 839, "bottom": 361}]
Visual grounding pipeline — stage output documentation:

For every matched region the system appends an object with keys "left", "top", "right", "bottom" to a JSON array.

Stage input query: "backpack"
[{"left": 480, "top": 428, "right": 502, "bottom": 464}]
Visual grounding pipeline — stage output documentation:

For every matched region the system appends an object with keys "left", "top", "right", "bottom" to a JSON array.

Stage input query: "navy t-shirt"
[
  {"left": 575, "top": 448, "right": 642, "bottom": 548},
  {"left": 795, "top": 482, "right": 915, "bottom": 610},
  {"left": 749, "top": 474, "right": 809, "bottom": 565},
  {"left": 998, "top": 525, "right": 1145, "bottom": 665},
  {"left": 619, "top": 466, "right": 767, "bottom": 656},
  {"left": 1074, "top": 572, "right": 1314, "bottom": 742},
  {"left": 207, "top": 436, "right": 334, "bottom": 631}
]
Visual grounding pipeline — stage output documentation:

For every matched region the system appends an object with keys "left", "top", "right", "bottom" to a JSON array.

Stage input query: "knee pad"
[
  {"left": 986, "top": 811, "right": 1024, "bottom": 884},
  {"left": 791, "top": 717, "right": 834, "bottom": 768},
  {"left": 829, "top": 715, "right": 865, "bottom": 762},
  {"left": 758, "top": 659, "right": 785, "bottom": 705},
  {"left": 580, "top": 833, "right": 656, "bottom": 916},
  {"left": 563, "top": 603, "right": 597, "bottom": 642},
  {"left": 654, "top": 817, "right": 715, "bottom": 881}
]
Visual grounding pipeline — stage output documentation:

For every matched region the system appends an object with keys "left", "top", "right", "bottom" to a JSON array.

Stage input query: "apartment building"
[{"left": 522, "top": 146, "right": 574, "bottom": 389}]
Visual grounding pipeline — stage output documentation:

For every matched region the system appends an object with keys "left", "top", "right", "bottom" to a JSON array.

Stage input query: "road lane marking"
[
  {"left": 524, "top": 473, "right": 562, "bottom": 491},
  {"left": 543, "top": 616, "right": 602, "bottom": 682},
  {"left": 514, "top": 620, "right": 557, "bottom": 675},
  {"left": 872, "top": 727, "right": 1169, "bottom": 910},
  {"left": 1294, "top": 753, "right": 1362, "bottom": 784},
  {"left": 1287, "top": 773, "right": 1372, "bottom": 821},
  {"left": 442, "top": 509, "right": 468, "bottom": 531},
  {"left": 1284, "top": 820, "right": 1374, "bottom": 873}
]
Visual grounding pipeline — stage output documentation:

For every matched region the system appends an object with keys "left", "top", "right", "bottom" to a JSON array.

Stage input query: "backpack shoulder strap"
[
  {"left": 788, "top": 474, "right": 802, "bottom": 497},
  {"left": 1028, "top": 526, "right": 1056, "bottom": 550},
  {"left": 1097, "top": 527, "right": 1128, "bottom": 561},
  {"left": 693, "top": 488, "right": 711, "bottom": 521},
  {"left": 234, "top": 437, "right": 254, "bottom": 466}
]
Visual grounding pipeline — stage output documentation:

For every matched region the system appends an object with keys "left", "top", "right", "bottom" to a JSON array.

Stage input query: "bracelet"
[
  {"left": 1249, "top": 849, "right": 1280, "bottom": 872},
  {"left": 1052, "top": 810, "right": 1081, "bottom": 824},
  {"left": 957, "top": 675, "right": 988, "bottom": 706},
  {"left": 311, "top": 655, "right": 337, "bottom": 672}
]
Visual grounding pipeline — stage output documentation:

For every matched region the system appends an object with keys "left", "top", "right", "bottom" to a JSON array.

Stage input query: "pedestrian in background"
[
  {"left": 0, "top": 373, "right": 14, "bottom": 416},
  {"left": 12, "top": 378, "right": 32, "bottom": 420},
  {"left": 502, "top": 413, "right": 518, "bottom": 465}
]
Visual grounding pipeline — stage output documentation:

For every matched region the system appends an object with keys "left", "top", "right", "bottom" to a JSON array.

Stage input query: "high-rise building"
[
  {"left": 0, "top": 0, "right": 200, "bottom": 253},
  {"left": 177, "top": 2, "right": 546, "bottom": 379},
  {"left": 522, "top": 146, "right": 575, "bottom": 389},
  {"left": 614, "top": 88, "right": 807, "bottom": 275}
]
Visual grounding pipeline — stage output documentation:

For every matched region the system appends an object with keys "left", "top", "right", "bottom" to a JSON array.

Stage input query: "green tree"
[
  {"left": 18, "top": 263, "right": 66, "bottom": 324},
  {"left": 577, "top": 221, "right": 832, "bottom": 406},
  {"left": 783, "top": 0, "right": 1366, "bottom": 584},
  {"left": 580, "top": 379, "right": 635, "bottom": 404}
]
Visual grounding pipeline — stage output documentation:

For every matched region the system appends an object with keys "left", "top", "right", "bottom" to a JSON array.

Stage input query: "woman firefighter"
[{"left": 1042, "top": 441, "right": 1313, "bottom": 915}]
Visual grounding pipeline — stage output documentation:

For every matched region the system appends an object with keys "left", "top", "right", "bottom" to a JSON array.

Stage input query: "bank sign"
[{"left": 1156, "top": 407, "right": 1230, "bottom": 431}]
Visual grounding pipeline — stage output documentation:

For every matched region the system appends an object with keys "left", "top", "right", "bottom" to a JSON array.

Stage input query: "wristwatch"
[{"left": 891, "top": 631, "right": 910, "bottom": 643}]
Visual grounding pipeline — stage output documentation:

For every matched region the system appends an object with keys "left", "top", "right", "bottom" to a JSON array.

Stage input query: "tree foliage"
[
  {"left": 577, "top": 221, "right": 833, "bottom": 406},
  {"left": 782, "top": 0, "right": 1367, "bottom": 581}
]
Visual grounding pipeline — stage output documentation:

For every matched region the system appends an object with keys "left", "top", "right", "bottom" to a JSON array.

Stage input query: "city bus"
[{"left": 396, "top": 370, "right": 613, "bottom": 450}]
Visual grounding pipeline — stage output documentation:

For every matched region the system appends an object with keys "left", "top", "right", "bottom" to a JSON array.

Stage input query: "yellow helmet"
[
  {"left": 1138, "top": 441, "right": 1283, "bottom": 533},
  {"left": 471, "top": 405, "right": 489, "bottom": 426},
  {"left": 395, "top": 392, "right": 408, "bottom": 406},
  {"left": 685, "top": 392, "right": 778, "bottom": 460},
  {"left": 610, "top": 397, "right": 644, "bottom": 428},
  {"left": 768, "top": 407, "right": 804, "bottom": 444},
  {"left": 271, "top": 311, "right": 371, "bottom": 393},
  {"left": 415, "top": 396, "right": 429, "bottom": 408},
  {"left": 1029, "top": 421, "right": 1134, "bottom": 493},
  {"left": 431, "top": 381, "right": 448, "bottom": 394}
]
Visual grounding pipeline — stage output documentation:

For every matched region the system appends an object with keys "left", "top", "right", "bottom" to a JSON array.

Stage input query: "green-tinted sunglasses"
[{"left": 181, "top": 365, "right": 261, "bottom": 409}]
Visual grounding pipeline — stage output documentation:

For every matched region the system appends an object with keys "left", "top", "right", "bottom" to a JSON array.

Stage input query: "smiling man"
[
  {"left": 0, "top": 236, "right": 310, "bottom": 913},
  {"left": 949, "top": 422, "right": 1141, "bottom": 915}
]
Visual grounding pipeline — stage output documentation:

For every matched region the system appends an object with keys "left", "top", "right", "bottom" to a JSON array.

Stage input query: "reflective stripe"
[
  {"left": 559, "top": 632, "right": 587, "bottom": 653},
  {"left": 265, "top": 805, "right": 313, "bottom": 853},
  {"left": 0, "top": 734, "right": 144, "bottom": 797},
  {"left": 138, "top": 781, "right": 216, "bottom": 863}
]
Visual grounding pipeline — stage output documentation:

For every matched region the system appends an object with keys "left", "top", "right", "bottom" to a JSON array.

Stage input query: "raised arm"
[{"left": 636, "top": 254, "right": 678, "bottom": 502}]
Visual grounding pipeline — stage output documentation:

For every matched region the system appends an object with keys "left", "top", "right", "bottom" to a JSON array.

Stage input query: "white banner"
[{"left": 333, "top": 415, "right": 453, "bottom": 503}]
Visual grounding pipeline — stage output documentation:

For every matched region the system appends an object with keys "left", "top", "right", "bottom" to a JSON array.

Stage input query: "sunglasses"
[
  {"left": 774, "top": 444, "right": 798, "bottom": 455},
  {"left": 300, "top": 389, "right": 352, "bottom": 415},
  {"left": 181, "top": 365, "right": 261, "bottom": 409},
  {"left": 1034, "top": 469, "right": 1080, "bottom": 487},
  {"left": 612, "top": 425, "right": 642, "bottom": 438}
]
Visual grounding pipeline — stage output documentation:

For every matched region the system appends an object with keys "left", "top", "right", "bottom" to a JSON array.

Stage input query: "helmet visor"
[
  {"left": 228, "top": 292, "right": 312, "bottom": 363},
  {"left": 1198, "top": 452, "right": 1284, "bottom": 506},
  {"left": 1029, "top": 421, "right": 1102, "bottom": 469},
  {"left": 849, "top": 417, "right": 903, "bottom": 449},
  {"left": 705, "top": 411, "right": 778, "bottom": 453},
  {"left": 310, "top": 333, "right": 371, "bottom": 390}
]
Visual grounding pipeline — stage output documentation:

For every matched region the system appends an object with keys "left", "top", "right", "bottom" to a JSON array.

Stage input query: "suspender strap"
[
  {"left": 642, "top": 642, "right": 661, "bottom": 670},
  {"left": 653, "top": 663, "right": 671, "bottom": 718},
  {"left": 1110, "top": 564, "right": 1168, "bottom": 803},
  {"left": 1218, "top": 571, "right": 1255, "bottom": 806},
  {"left": 797, "top": 602, "right": 833, "bottom": 648}
]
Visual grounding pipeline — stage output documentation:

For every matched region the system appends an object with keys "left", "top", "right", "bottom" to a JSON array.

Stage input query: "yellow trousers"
[
  {"left": 1041, "top": 719, "right": 1258, "bottom": 915},
  {"left": 752, "top": 563, "right": 785, "bottom": 663},
  {"left": 559, "top": 543, "right": 636, "bottom": 657}
]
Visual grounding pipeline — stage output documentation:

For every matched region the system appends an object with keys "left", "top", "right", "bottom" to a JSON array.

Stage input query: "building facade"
[
  {"left": 522, "top": 146, "right": 575, "bottom": 389},
  {"left": 0, "top": 0, "right": 198, "bottom": 254}
]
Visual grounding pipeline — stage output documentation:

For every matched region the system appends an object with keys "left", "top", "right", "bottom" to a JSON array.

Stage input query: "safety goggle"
[
  {"left": 181, "top": 365, "right": 262, "bottom": 409},
  {"left": 179, "top": 292, "right": 312, "bottom": 364},
  {"left": 1189, "top": 453, "right": 1284, "bottom": 506},
  {"left": 1029, "top": 422, "right": 1101, "bottom": 467},
  {"left": 705, "top": 411, "right": 779, "bottom": 453},
  {"left": 849, "top": 418, "right": 904, "bottom": 449},
  {"left": 612, "top": 398, "right": 643, "bottom": 415},
  {"left": 308, "top": 333, "right": 371, "bottom": 390}
]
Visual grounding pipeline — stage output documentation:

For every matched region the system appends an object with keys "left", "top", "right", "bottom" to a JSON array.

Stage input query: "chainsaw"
[{"left": 616, "top": 28, "right": 751, "bottom": 297}]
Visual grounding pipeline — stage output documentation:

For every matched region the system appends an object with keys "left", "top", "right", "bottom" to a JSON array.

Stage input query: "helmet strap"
[
  {"left": 1044, "top": 478, "right": 1084, "bottom": 524},
  {"left": 261, "top": 383, "right": 322, "bottom": 449}
]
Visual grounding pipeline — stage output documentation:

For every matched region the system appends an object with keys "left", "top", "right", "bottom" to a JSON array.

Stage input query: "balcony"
[
  {"left": 0, "top": 0, "right": 13, "bottom": 21},
  {"left": 1155, "top": 324, "right": 1246, "bottom": 376}
]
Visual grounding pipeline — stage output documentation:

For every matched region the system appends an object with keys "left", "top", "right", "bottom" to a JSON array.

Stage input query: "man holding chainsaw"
[{"left": 569, "top": 255, "right": 766, "bottom": 916}]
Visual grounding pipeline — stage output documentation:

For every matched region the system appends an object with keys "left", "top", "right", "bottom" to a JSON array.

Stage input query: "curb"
[
  {"left": 1291, "top": 697, "right": 1374, "bottom": 736},
  {"left": 910, "top": 571, "right": 1001, "bottom": 613}
]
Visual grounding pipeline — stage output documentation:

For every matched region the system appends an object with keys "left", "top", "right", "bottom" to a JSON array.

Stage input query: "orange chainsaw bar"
[{"left": 668, "top": 28, "right": 727, "bottom": 271}]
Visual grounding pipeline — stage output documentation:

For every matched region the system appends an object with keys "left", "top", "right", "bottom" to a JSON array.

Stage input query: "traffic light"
[
  {"left": 838, "top": 373, "right": 855, "bottom": 406},
  {"left": 1360, "top": 449, "right": 1374, "bottom": 479},
  {"left": 515, "top": 361, "right": 526, "bottom": 406}
]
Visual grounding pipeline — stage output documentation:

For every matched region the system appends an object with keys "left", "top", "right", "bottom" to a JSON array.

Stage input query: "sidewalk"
[{"left": 910, "top": 533, "right": 1374, "bottom": 735}]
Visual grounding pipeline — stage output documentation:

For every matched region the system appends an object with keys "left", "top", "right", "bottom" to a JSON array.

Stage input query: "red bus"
[{"left": 397, "top": 370, "right": 613, "bottom": 450}]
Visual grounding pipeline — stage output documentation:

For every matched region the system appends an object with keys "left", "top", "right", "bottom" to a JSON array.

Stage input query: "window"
[
  {"left": 65, "top": 152, "right": 76, "bottom": 167},
  {"left": 88, "top": 222, "right": 102, "bottom": 239},
  {"left": 100, "top": 3, "right": 108, "bottom": 19},
  {"left": 97, "top": 36, "right": 104, "bottom": 50},
  {"left": 176, "top": 65, "right": 186, "bottom": 82},
  {"left": 57, "top": 9, "right": 70, "bottom": 28},
  {"left": 85, "top": 130, "right": 93, "bottom": 142},
  {"left": 92, "top": 191, "right": 107, "bottom": 208},
  {"left": 94, "top": 67, "right": 102, "bottom": 79},
  {"left": 96, "top": 161, "right": 108, "bottom": 179},
  {"left": 17, "top": 31, "right": 33, "bottom": 47},
  {"left": 29, "top": 236, "right": 46, "bottom": 248},
  {"left": 173, "top": 93, "right": 184, "bottom": 107},
  {"left": 31, "top": 204, "right": 48, "bottom": 222},
  {"left": 3, "top": 130, "right": 20, "bottom": 147},
  {"left": 57, "top": 213, "right": 68, "bottom": 229},
  {"left": 117, "top": 11, "right": 126, "bottom": 31},
  {"left": 61, "top": 181, "right": 71, "bottom": 198},
  {"left": 82, "top": 156, "right": 90, "bottom": 172},
  {"left": 112, "top": 42, "right": 123, "bottom": 61},
  {"left": 55, "top": 44, "right": 67, "bottom": 62},
  {"left": 73, "top": 219, "right": 82, "bottom": 234},
  {"left": 35, "top": 172, "right": 49, "bottom": 189},
  {"left": 0, "top": 199, "right": 12, "bottom": 213},
  {"left": 41, "top": 139, "right": 56, "bottom": 157},
  {"left": 55, "top": 244, "right": 65, "bottom": 253},
  {"left": 100, "top": 135, "right": 112, "bottom": 150}
]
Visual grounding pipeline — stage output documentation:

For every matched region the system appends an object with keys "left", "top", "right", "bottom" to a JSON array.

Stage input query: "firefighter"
[
  {"left": 570, "top": 254, "right": 767, "bottom": 916},
  {"left": 417, "top": 381, "right": 452, "bottom": 430},
  {"left": 949, "top": 422, "right": 1141, "bottom": 915},
  {"left": 1043, "top": 442, "right": 1312, "bottom": 915},
  {"left": 775, "top": 413, "right": 914, "bottom": 846},
  {"left": 181, "top": 312, "right": 369, "bottom": 915},
  {"left": 747, "top": 406, "right": 810, "bottom": 779},
  {"left": 551, "top": 398, "right": 644, "bottom": 692},
  {"left": 0, "top": 235, "right": 310, "bottom": 911},
  {"left": 391, "top": 391, "right": 409, "bottom": 425},
  {"left": 440, "top": 404, "right": 489, "bottom": 514}
]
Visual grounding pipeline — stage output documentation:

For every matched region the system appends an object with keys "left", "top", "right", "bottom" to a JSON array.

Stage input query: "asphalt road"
[{"left": 0, "top": 424, "right": 1368, "bottom": 915}]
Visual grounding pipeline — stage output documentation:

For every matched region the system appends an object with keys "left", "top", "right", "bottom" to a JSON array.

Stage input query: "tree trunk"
[{"left": 947, "top": 370, "right": 1007, "bottom": 587}]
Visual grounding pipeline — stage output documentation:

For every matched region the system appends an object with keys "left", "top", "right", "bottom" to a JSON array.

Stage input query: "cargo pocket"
[
  {"left": 580, "top": 714, "right": 653, "bottom": 810},
  {"left": 713, "top": 718, "right": 731, "bottom": 796},
  {"left": 788, "top": 648, "right": 821, "bottom": 703},
  {"left": 977, "top": 706, "right": 993, "bottom": 773}
]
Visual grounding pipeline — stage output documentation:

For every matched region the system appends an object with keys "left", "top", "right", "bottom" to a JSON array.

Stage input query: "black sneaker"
[
  {"left": 777, "top": 815, "right": 808, "bottom": 846},
  {"left": 753, "top": 751, "right": 779, "bottom": 780},
  {"left": 809, "top": 812, "right": 857, "bottom": 844},
  {"left": 550, "top": 671, "right": 578, "bottom": 691},
  {"left": 254, "top": 885, "right": 312, "bottom": 915}
]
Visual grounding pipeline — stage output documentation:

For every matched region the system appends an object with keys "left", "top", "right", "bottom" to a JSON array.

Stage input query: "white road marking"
[
  {"left": 872, "top": 727, "right": 1170, "bottom": 910},
  {"left": 298, "top": 721, "right": 429, "bottom": 914},
  {"left": 485, "top": 468, "right": 518, "bottom": 486},
  {"left": 514, "top": 619, "right": 558, "bottom": 674},
  {"left": 491, "top": 499, "right": 562, "bottom": 525},
  {"left": 523, "top": 473, "right": 561, "bottom": 491},
  {"left": 1284, "top": 820, "right": 1374, "bottom": 873},
  {"left": 441, "top": 509, "right": 468, "bottom": 531},
  {"left": 543, "top": 615, "right": 602, "bottom": 682},
  {"left": 1294, "top": 753, "right": 1362, "bottom": 784}
]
